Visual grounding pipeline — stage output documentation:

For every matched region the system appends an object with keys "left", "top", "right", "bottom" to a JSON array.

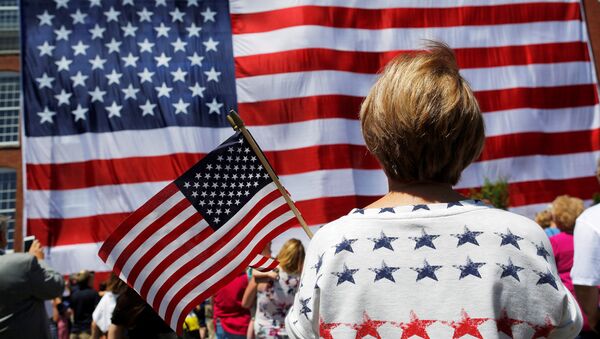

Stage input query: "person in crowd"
[
  {"left": 243, "top": 239, "right": 305, "bottom": 339},
  {"left": 183, "top": 303, "right": 208, "bottom": 339},
  {"left": 571, "top": 160, "right": 600, "bottom": 336},
  {"left": 0, "top": 216, "right": 65, "bottom": 338},
  {"left": 52, "top": 296, "right": 72, "bottom": 339},
  {"left": 91, "top": 274, "right": 127, "bottom": 339},
  {"left": 69, "top": 270, "right": 100, "bottom": 338},
  {"left": 536, "top": 208, "right": 560, "bottom": 237},
  {"left": 285, "top": 42, "right": 582, "bottom": 338},
  {"left": 213, "top": 271, "right": 251, "bottom": 339}
]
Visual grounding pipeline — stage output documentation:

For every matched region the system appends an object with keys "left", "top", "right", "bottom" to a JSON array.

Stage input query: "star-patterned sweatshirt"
[{"left": 285, "top": 200, "right": 582, "bottom": 338}]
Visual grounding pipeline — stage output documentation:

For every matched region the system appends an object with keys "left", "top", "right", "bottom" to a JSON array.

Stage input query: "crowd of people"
[{"left": 1, "top": 42, "right": 600, "bottom": 338}]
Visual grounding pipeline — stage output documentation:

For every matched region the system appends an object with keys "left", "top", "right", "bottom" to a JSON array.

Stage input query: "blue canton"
[
  {"left": 409, "top": 229, "right": 440, "bottom": 250},
  {"left": 451, "top": 226, "right": 483, "bottom": 247},
  {"left": 368, "top": 231, "right": 398, "bottom": 251},
  {"left": 332, "top": 263, "right": 359, "bottom": 286},
  {"left": 369, "top": 261, "right": 400, "bottom": 283},
  {"left": 410, "top": 260, "right": 443, "bottom": 282},
  {"left": 535, "top": 269, "right": 559, "bottom": 290},
  {"left": 495, "top": 228, "right": 524, "bottom": 250},
  {"left": 454, "top": 256, "right": 486, "bottom": 279},
  {"left": 497, "top": 257, "right": 524, "bottom": 282},
  {"left": 334, "top": 237, "right": 358, "bottom": 254}
]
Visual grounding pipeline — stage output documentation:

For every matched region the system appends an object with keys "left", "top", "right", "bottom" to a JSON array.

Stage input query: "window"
[
  {"left": 0, "top": 0, "right": 18, "bottom": 54},
  {"left": 0, "top": 168, "right": 16, "bottom": 251},
  {"left": 0, "top": 72, "right": 19, "bottom": 146}
]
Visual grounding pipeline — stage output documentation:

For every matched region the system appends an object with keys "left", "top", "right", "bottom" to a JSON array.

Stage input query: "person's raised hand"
[{"left": 28, "top": 240, "right": 44, "bottom": 261}]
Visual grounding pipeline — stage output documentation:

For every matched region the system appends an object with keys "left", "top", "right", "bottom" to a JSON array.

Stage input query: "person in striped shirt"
[{"left": 285, "top": 41, "right": 583, "bottom": 338}]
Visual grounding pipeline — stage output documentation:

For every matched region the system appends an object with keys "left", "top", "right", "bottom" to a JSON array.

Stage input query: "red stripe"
[
  {"left": 231, "top": 3, "right": 580, "bottom": 34},
  {"left": 98, "top": 183, "right": 179, "bottom": 261},
  {"left": 153, "top": 194, "right": 289, "bottom": 312},
  {"left": 235, "top": 43, "right": 590, "bottom": 78},
  {"left": 238, "top": 85, "right": 599, "bottom": 126},
  {"left": 250, "top": 255, "right": 269, "bottom": 269},
  {"left": 127, "top": 214, "right": 205, "bottom": 289},
  {"left": 170, "top": 218, "right": 295, "bottom": 333},
  {"left": 111, "top": 198, "right": 191, "bottom": 277},
  {"left": 141, "top": 189, "right": 282, "bottom": 301}
]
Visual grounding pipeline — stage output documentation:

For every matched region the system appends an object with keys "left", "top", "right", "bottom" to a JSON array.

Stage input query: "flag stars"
[
  {"left": 173, "top": 99, "right": 190, "bottom": 114},
  {"left": 155, "top": 23, "right": 171, "bottom": 38},
  {"left": 122, "top": 53, "right": 139, "bottom": 68},
  {"left": 105, "top": 39, "right": 121, "bottom": 54},
  {"left": 138, "top": 7, "right": 153, "bottom": 22},
  {"left": 106, "top": 70, "right": 123, "bottom": 85},
  {"left": 54, "top": 26, "right": 71, "bottom": 41},
  {"left": 155, "top": 83, "right": 173, "bottom": 98},
  {"left": 201, "top": 7, "right": 217, "bottom": 22},
  {"left": 72, "top": 41, "right": 89, "bottom": 56},
  {"left": 170, "top": 7, "right": 185, "bottom": 22},
  {"left": 138, "top": 39, "right": 155, "bottom": 53},
  {"left": 139, "top": 100, "right": 156, "bottom": 116},
  {"left": 89, "top": 55, "right": 107, "bottom": 70},
  {"left": 171, "top": 38, "right": 187, "bottom": 52},
  {"left": 54, "top": 89, "right": 72, "bottom": 106},
  {"left": 106, "top": 102, "right": 123, "bottom": 118},
  {"left": 204, "top": 67, "right": 221, "bottom": 82},
  {"left": 55, "top": 56, "right": 72, "bottom": 71},
  {"left": 72, "top": 104, "right": 88, "bottom": 121},
  {"left": 89, "top": 86, "right": 106, "bottom": 102},
  {"left": 122, "top": 85, "right": 139, "bottom": 100},
  {"left": 37, "top": 41, "right": 55, "bottom": 57},
  {"left": 89, "top": 24, "right": 105, "bottom": 39},
  {"left": 37, "top": 107, "right": 56, "bottom": 124},
  {"left": 36, "top": 73, "right": 54, "bottom": 89},
  {"left": 188, "top": 53, "right": 204, "bottom": 67},
  {"left": 104, "top": 7, "right": 120, "bottom": 22},
  {"left": 121, "top": 23, "right": 138, "bottom": 37},
  {"left": 155, "top": 53, "right": 172, "bottom": 68},
  {"left": 37, "top": 11, "right": 54, "bottom": 26},
  {"left": 203, "top": 37, "right": 219, "bottom": 52},
  {"left": 70, "top": 9, "right": 87, "bottom": 24},
  {"left": 171, "top": 68, "right": 187, "bottom": 82},
  {"left": 138, "top": 68, "right": 154, "bottom": 83},
  {"left": 54, "top": 0, "right": 69, "bottom": 9},
  {"left": 206, "top": 98, "right": 223, "bottom": 114},
  {"left": 186, "top": 23, "right": 202, "bottom": 37}
]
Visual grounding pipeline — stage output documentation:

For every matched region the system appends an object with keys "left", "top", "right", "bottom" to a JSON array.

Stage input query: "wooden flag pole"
[{"left": 227, "top": 111, "right": 314, "bottom": 239}]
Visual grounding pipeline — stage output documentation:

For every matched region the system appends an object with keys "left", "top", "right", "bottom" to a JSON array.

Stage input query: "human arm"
[
  {"left": 27, "top": 240, "right": 65, "bottom": 300},
  {"left": 252, "top": 269, "right": 278, "bottom": 282},
  {"left": 241, "top": 275, "right": 257, "bottom": 309},
  {"left": 571, "top": 217, "right": 600, "bottom": 331},
  {"left": 107, "top": 324, "right": 125, "bottom": 339},
  {"left": 575, "top": 285, "right": 600, "bottom": 331}
]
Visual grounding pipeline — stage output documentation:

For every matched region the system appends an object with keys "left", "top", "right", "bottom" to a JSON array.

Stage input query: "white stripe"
[
  {"left": 236, "top": 63, "right": 594, "bottom": 103},
  {"left": 132, "top": 219, "right": 209, "bottom": 291},
  {"left": 229, "top": 0, "right": 578, "bottom": 14},
  {"left": 232, "top": 22, "right": 582, "bottom": 56},
  {"left": 25, "top": 105, "right": 600, "bottom": 165},
  {"left": 26, "top": 151, "right": 600, "bottom": 219},
  {"left": 168, "top": 210, "right": 296, "bottom": 330},
  {"left": 45, "top": 242, "right": 109, "bottom": 274},
  {"left": 145, "top": 184, "right": 280, "bottom": 305},
  {"left": 105, "top": 191, "right": 186, "bottom": 267},
  {"left": 118, "top": 205, "right": 199, "bottom": 278}
]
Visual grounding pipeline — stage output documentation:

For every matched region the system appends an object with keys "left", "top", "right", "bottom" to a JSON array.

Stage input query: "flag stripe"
[
  {"left": 234, "top": 43, "right": 591, "bottom": 78},
  {"left": 231, "top": 3, "right": 580, "bottom": 34}
]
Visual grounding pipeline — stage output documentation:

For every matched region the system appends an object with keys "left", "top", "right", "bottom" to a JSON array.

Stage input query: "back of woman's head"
[
  {"left": 360, "top": 41, "right": 484, "bottom": 185},
  {"left": 277, "top": 239, "right": 305, "bottom": 275},
  {"left": 552, "top": 195, "right": 584, "bottom": 232}
]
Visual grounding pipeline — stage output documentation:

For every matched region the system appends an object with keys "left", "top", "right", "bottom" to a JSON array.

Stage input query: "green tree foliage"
[{"left": 469, "top": 178, "right": 510, "bottom": 210}]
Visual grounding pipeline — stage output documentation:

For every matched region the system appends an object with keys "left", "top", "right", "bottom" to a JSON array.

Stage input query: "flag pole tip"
[{"left": 227, "top": 110, "right": 245, "bottom": 131}]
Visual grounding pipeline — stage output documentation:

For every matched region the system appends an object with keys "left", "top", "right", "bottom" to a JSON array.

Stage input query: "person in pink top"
[
  {"left": 550, "top": 195, "right": 593, "bottom": 336},
  {"left": 213, "top": 271, "right": 251, "bottom": 339}
]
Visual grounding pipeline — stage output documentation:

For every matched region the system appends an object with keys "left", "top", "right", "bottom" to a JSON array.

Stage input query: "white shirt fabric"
[
  {"left": 286, "top": 200, "right": 582, "bottom": 338},
  {"left": 92, "top": 291, "right": 118, "bottom": 333},
  {"left": 571, "top": 203, "right": 600, "bottom": 286}
]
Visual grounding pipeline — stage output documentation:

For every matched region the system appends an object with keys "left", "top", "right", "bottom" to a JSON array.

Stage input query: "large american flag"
[
  {"left": 98, "top": 131, "right": 291, "bottom": 331},
  {"left": 21, "top": 0, "right": 600, "bottom": 274}
]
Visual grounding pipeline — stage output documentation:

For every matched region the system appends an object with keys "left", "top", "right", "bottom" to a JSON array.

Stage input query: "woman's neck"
[{"left": 364, "top": 180, "right": 466, "bottom": 209}]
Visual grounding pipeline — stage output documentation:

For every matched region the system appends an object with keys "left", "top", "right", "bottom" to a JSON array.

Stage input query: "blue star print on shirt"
[
  {"left": 535, "top": 269, "right": 559, "bottom": 290},
  {"left": 332, "top": 263, "right": 359, "bottom": 286},
  {"left": 533, "top": 242, "right": 551, "bottom": 262},
  {"left": 313, "top": 253, "right": 325, "bottom": 273},
  {"left": 451, "top": 226, "right": 483, "bottom": 247},
  {"left": 334, "top": 237, "right": 358, "bottom": 254},
  {"left": 497, "top": 258, "right": 524, "bottom": 282},
  {"left": 299, "top": 297, "right": 312, "bottom": 318},
  {"left": 369, "top": 261, "right": 400, "bottom": 283},
  {"left": 495, "top": 228, "right": 524, "bottom": 250},
  {"left": 368, "top": 231, "right": 399, "bottom": 251},
  {"left": 454, "top": 256, "right": 486, "bottom": 279},
  {"left": 409, "top": 229, "right": 440, "bottom": 250},
  {"left": 411, "top": 259, "right": 443, "bottom": 281}
]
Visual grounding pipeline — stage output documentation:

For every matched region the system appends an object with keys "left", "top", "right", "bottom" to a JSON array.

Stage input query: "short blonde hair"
[
  {"left": 535, "top": 209, "right": 552, "bottom": 229},
  {"left": 277, "top": 239, "right": 305, "bottom": 275},
  {"left": 360, "top": 41, "right": 484, "bottom": 185},
  {"left": 552, "top": 195, "right": 584, "bottom": 232}
]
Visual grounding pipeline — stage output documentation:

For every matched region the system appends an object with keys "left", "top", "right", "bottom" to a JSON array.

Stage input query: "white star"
[
  {"left": 122, "top": 53, "right": 139, "bottom": 67},
  {"left": 154, "top": 23, "right": 170, "bottom": 38},
  {"left": 189, "top": 83, "right": 205, "bottom": 97},
  {"left": 170, "top": 7, "right": 185, "bottom": 22},
  {"left": 106, "top": 101, "right": 122, "bottom": 118},
  {"left": 121, "top": 23, "right": 138, "bottom": 37},
  {"left": 54, "top": 26, "right": 71, "bottom": 41},
  {"left": 105, "top": 39, "right": 121, "bottom": 54},
  {"left": 105, "top": 70, "right": 122, "bottom": 85},
  {"left": 155, "top": 83, "right": 173, "bottom": 98},
  {"left": 122, "top": 84, "right": 139, "bottom": 99},
  {"left": 188, "top": 52, "right": 204, "bottom": 67},
  {"left": 155, "top": 0, "right": 166, "bottom": 6},
  {"left": 54, "top": 0, "right": 69, "bottom": 9},
  {"left": 71, "top": 9, "right": 87, "bottom": 24},
  {"left": 104, "top": 7, "right": 120, "bottom": 22},
  {"left": 170, "top": 68, "right": 187, "bottom": 82},
  {"left": 137, "top": 7, "right": 153, "bottom": 22},
  {"left": 171, "top": 38, "right": 187, "bottom": 52},
  {"left": 154, "top": 53, "right": 171, "bottom": 67},
  {"left": 140, "top": 99, "right": 156, "bottom": 116},
  {"left": 173, "top": 98, "right": 190, "bottom": 114},
  {"left": 203, "top": 37, "right": 219, "bottom": 52},
  {"left": 201, "top": 7, "right": 217, "bottom": 22},
  {"left": 138, "top": 39, "right": 155, "bottom": 53},
  {"left": 122, "top": 0, "right": 134, "bottom": 5},
  {"left": 89, "top": 24, "right": 105, "bottom": 40},
  {"left": 72, "top": 104, "right": 88, "bottom": 121},
  {"left": 187, "top": 0, "right": 198, "bottom": 6},
  {"left": 54, "top": 89, "right": 72, "bottom": 106},
  {"left": 89, "top": 0, "right": 101, "bottom": 6},
  {"left": 37, "top": 41, "right": 55, "bottom": 56},
  {"left": 70, "top": 71, "right": 88, "bottom": 87},
  {"left": 55, "top": 56, "right": 72, "bottom": 71},
  {"left": 204, "top": 67, "right": 221, "bottom": 82},
  {"left": 89, "top": 55, "right": 107, "bottom": 70},
  {"left": 37, "top": 11, "right": 54, "bottom": 26},
  {"left": 206, "top": 98, "right": 223, "bottom": 114},
  {"left": 138, "top": 68, "right": 154, "bottom": 83},
  {"left": 71, "top": 41, "right": 89, "bottom": 56},
  {"left": 36, "top": 73, "right": 54, "bottom": 89},
  {"left": 37, "top": 107, "right": 56, "bottom": 124},
  {"left": 186, "top": 23, "right": 202, "bottom": 37},
  {"left": 89, "top": 86, "right": 106, "bottom": 102}
]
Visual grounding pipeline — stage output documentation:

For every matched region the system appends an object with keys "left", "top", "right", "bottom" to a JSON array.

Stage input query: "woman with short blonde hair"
[{"left": 286, "top": 42, "right": 582, "bottom": 338}]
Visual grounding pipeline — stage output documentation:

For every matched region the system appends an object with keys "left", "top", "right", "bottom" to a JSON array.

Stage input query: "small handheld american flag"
[{"left": 98, "top": 116, "right": 301, "bottom": 332}]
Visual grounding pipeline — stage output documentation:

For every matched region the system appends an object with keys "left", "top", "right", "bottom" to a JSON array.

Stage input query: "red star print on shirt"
[
  {"left": 353, "top": 312, "right": 385, "bottom": 339},
  {"left": 447, "top": 310, "right": 489, "bottom": 339},
  {"left": 495, "top": 309, "right": 524, "bottom": 337},
  {"left": 531, "top": 316, "right": 555, "bottom": 338},
  {"left": 320, "top": 317, "right": 342, "bottom": 339},
  {"left": 399, "top": 311, "right": 436, "bottom": 339}
]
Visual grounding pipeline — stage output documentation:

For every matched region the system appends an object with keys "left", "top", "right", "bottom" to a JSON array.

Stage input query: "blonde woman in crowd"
[
  {"left": 285, "top": 42, "right": 582, "bottom": 338},
  {"left": 536, "top": 208, "right": 560, "bottom": 238}
]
